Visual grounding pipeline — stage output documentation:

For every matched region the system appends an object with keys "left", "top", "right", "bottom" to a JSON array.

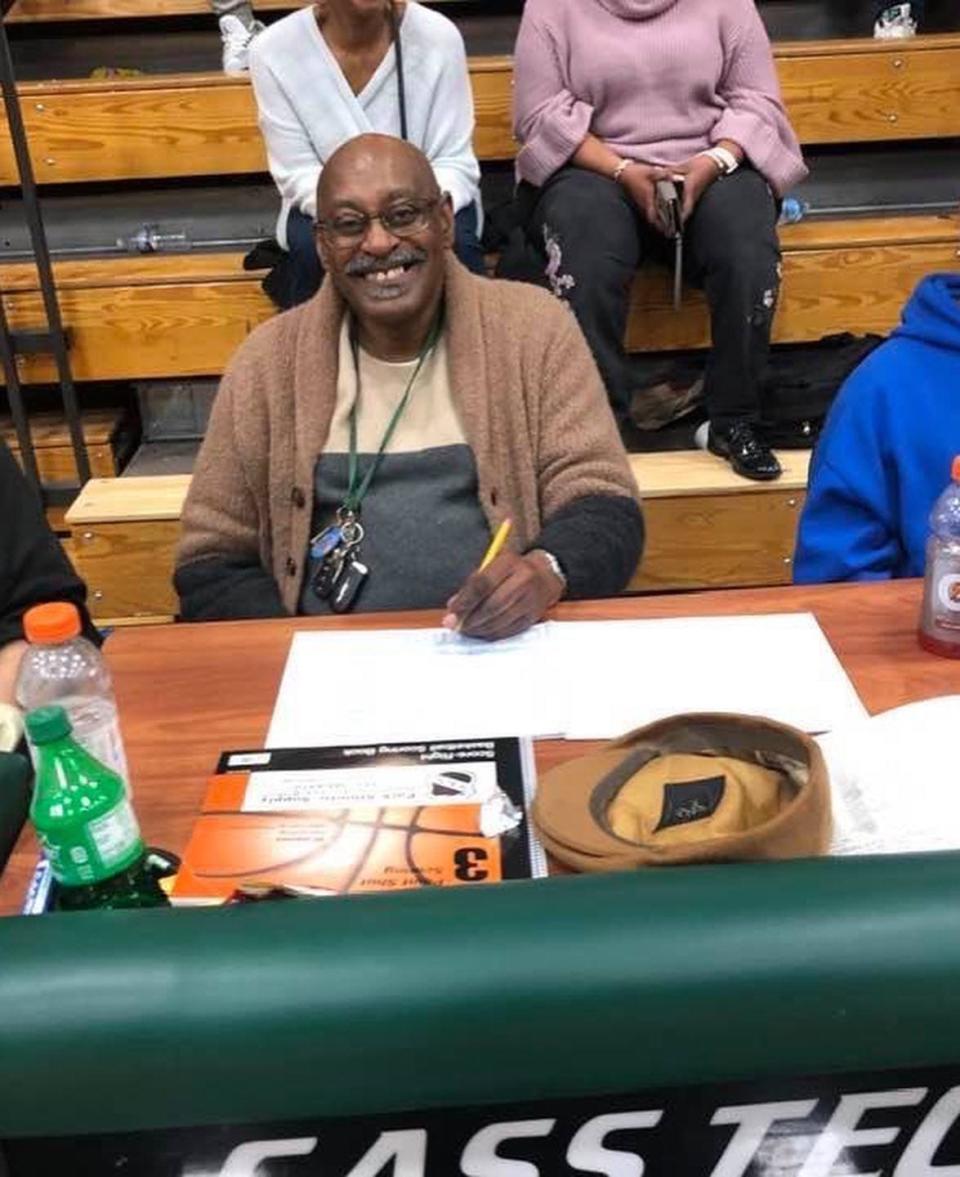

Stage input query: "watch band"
[
  {"left": 532, "top": 549, "right": 568, "bottom": 594},
  {"left": 699, "top": 146, "right": 739, "bottom": 176}
]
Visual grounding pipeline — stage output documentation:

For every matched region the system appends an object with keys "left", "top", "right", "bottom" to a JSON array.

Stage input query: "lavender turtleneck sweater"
[{"left": 513, "top": 0, "right": 807, "bottom": 196}]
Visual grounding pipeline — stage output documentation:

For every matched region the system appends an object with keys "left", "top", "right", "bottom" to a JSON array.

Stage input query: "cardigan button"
[
  {"left": 286, "top": 557, "right": 298, "bottom": 577},
  {"left": 291, "top": 486, "right": 306, "bottom": 509}
]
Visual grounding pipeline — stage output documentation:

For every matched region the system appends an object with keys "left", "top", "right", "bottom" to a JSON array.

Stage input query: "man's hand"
[
  {"left": 669, "top": 154, "right": 722, "bottom": 223},
  {"left": 442, "top": 551, "right": 565, "bottom": 641},
  {"left": 619, "top": 163, "right": 669, "bottom": 232}
]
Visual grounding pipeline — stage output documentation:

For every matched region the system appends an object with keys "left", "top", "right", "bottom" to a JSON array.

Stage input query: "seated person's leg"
[
  {"left": 528, "top": 168, "right": 642, "bottom": 423},
  {"left": 685, "top": 169, "right": 782, "bottom": 481},
  {"left": 282, "top": 206, "right": 325, "bottom": 310},
  {"left": 453, "top": 204, "right": 486, "bottom": 275}
]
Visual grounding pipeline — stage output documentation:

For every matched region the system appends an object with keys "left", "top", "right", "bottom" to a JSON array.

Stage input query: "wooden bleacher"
[
  {"left": 0, "top": 33, "right": 957, "bottom": 386},
  {"left": 3, "top": 36, "right": 959, "bottom": 185},
  {"left": 2, "top": 5, "right": 958, "bottom": 618},
  {"left": 65, "top": 451, "right": 811, "bottom": 623},
  {"left": 2, "top": 212, "right": 956, "bottom": 385},
  {"left": 5, "top": 0, "right": 307, "bottom": 18}
]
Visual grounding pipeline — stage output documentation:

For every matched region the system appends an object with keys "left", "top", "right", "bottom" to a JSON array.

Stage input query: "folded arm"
[
  {"left": 249, "top": 48, "right": 323, "bottom": 221},
  {"left": 713, "top": 0, "right": 807, "bottom": 194},
  {"left": 174, "top": 372, "right": 287, "bottom": 621},
  {"left": 422, "top": 24, "right": 481, "bottom": 214},
  {"left": 513, "top": 11, "right": 593, "bottom": 187}
]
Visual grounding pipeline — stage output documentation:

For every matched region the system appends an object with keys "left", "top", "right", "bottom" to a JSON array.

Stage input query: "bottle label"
[
  {"left": 934, "top": 568, "right": 960, "bottom": 629},
  {"left": 39, "top": 798, "right": 143, "bottom": 887},
  {"left": 82, "top": 720, "right": 131, "bottom": 794}
]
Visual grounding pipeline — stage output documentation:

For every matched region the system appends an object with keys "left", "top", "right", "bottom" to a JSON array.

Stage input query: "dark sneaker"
[{"left": 707, "top": 421, "right": 782, "bottom": 481}]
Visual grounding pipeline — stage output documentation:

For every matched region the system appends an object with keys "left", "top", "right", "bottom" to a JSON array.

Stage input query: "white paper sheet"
[
  {"left": 820, "top": 695, "right": 960, "bottom": 855},
  {"left": 553, "top": 612, "right": 867, "bottom": 739},
  {"left": 267, "top": 612, "right": 866, "bottom": 748},
  {"left": 266, "top": 623, "right": 564, "bottom": 747}
]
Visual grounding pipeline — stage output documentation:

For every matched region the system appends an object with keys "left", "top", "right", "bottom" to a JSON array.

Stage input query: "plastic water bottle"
[
  {"left": 779, "top": 198, "right": 809, "bottom": 225},
  {"left": 25, "top": 705, "right": 166, "bottom": 911},
  {"left": 919, "top": 457, "right": 960, "bottom": 657},
  {"left": 16, "top": 601, "right": 130, "bottom": 790}
]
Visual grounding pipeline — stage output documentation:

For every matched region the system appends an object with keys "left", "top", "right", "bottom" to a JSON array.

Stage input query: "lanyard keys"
[
  {"left": 331, "top": 555, "right": 369, "bottom": 613},
  {"left": 311, "top": 515, "right": 366, "bottom": 603},
  {"left": 312, "top": 545, "right": 347, "bottom": 599}
]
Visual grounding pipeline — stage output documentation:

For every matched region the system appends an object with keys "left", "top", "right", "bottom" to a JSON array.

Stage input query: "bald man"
[{"left": 176, "top": 135, "right": 643, "bottom": 639}]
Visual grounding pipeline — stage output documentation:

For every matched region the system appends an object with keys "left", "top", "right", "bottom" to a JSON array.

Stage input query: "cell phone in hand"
[
  {"left": 655, "top": 178, "right": 683, "bottom": 239},
  {"left": 654, "top": 178, "right": 685, "bottom": 310}
]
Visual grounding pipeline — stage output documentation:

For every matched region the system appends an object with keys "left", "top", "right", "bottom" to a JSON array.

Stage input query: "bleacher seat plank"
[
  {"left": 628, "top": 451, "right": 807, "bottom": 592},
  {"left": 64, "top": 452, "right": 810, "bottom": 622},
  {"left": 3, "top": 36, "right": 958, "bottom": 186},
  {"left": 625, "top": 213, "right": 960, "bottom": 354},
  {"left": 630, "top": 449, "right": 810, "bottom": 499},
  {"left": 466, "top": 57, "right": 514, "bottom": 163},
  {"left": 777, "top": 34, "right": 960, "bottom": 145},
  {"left": 7, "top": 0, "right": 306, "bottom": 18},
  {"left": 71, "top": 519, "right": 182, "bottom": 619},
  {"left": 2, "top": 407, "right": 127, "bottom": 482},
  {"left": 630, "top": 490, "right": 805, "bottom": 592},
  {"left": 3, "top": 214, "right": 955, "bottom": 382},
  {"left": 67, "top": 475, "right": 189, "bottom": 620},
  {"left": 0, "top": 76, "right": 264, "bottom": 187},
  {"left": 68, "top": 473, "right": 190, "bottom": 524},
  {"left": 1, "top": 253, "right": 273, "bottom": 383}
]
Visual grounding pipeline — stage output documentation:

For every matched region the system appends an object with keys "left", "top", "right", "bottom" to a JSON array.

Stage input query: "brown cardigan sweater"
[{"left": 175, "top": 256, "right": 642, "bottom": 618}]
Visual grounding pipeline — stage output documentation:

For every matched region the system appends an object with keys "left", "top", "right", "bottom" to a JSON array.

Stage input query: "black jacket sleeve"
[
  {"left": 0, "top": 440, "right": 98, "bottom": 647},
  {"left": 528, "top": 493, "right": 645, "bottom": 600},
  {"left": 174, "top": 555, "right": 287, "bottom": 622}
]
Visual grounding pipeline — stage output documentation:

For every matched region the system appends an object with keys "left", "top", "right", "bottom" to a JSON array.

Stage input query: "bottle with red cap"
[
  {"left": 15, "top": 601, "right": 130, "bottom": 789},
  {"left": 919, "top": 455, "right": 960, "bottom": 657}
]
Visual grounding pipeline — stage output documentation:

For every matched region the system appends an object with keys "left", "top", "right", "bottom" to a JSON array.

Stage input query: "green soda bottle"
[{"left": 25, "top": 705, "right": 168, "bottom": 911}]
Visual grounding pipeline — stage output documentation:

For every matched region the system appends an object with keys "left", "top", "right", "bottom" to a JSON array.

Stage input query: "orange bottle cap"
[
  {"left": 23, "top": 602, "right": 81, "bottom": 644},
  {"left": 952, "top": 455, "right": 960, "bottom": 483}
]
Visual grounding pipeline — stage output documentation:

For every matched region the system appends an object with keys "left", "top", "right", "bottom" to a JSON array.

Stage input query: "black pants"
[
  {"left": 277, "top": 202, "right": 487, "bottom": 310},
  {"left": 527, "top": 167, "right": 781, "bottom": 426}
]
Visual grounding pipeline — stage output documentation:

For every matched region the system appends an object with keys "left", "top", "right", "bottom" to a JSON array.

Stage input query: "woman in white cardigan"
[{"left": 249, "top": 0, "right": 484, "bottom": 307}]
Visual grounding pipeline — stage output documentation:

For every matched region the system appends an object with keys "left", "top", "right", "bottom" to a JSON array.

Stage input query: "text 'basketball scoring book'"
[{"left": 170, "top": 739, "right": 546, "bottom": 904}]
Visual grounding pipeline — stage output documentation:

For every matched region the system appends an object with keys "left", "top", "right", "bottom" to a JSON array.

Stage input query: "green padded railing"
[{"left": 2, "top": 852, "right": 960, "bottom": 1137}]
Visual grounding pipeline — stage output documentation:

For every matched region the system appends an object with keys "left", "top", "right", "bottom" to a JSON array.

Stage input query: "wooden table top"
[{"left": 3, "top": 578, "right": 958, "bottom": 916}]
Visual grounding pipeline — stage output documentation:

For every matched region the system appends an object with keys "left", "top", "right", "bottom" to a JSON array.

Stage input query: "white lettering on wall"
[{"left": 460, "top": 1119, "right": 557, "bottom": 1177}]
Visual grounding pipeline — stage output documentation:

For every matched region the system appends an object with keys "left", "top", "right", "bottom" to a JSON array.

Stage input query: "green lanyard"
[{"left": 343, "top": 311, "right": 443, "bottom": 517}]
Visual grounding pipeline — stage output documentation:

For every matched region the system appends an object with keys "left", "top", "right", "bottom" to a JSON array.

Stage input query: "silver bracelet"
[{"left": 611, "top": 158, "right": 634, "bottom": 185}]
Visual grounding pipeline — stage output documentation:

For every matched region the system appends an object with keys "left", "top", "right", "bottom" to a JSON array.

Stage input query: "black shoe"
[{"left": 707, "top": 421, "right": 782, "bottom": 481}]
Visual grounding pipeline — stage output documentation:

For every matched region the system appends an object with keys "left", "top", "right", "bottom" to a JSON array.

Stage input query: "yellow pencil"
[{"left": 479, "top": 518, "right": 512, "bottom": 571}]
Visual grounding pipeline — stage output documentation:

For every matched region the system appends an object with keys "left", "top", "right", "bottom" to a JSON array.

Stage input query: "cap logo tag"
[{"left": 656, "top": 775, "right": 726, "bottom": 831}]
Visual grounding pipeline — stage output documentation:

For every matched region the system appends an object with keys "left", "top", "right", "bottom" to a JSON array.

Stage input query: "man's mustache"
[{"left": 345, "top": 247, "right": 428, "bottom": 277}]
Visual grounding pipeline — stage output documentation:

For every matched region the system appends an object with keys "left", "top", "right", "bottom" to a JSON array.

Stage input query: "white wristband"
[{"left": 699, "top": 146, "right": 739, "bottom": 176}]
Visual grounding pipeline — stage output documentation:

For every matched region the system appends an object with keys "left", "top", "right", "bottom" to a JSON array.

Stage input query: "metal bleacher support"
[{"left": 0, "top": 0, "right": 89, "bottom": 505}]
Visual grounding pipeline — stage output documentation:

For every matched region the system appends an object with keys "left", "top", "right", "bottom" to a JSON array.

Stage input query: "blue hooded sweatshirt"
[{"left": 795, "top": 272, "right": 960, "bottom": 583}]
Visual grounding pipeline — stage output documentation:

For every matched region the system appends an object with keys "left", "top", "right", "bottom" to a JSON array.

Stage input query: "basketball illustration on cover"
[{"left": 170, "top": 740, "right": 542, "bottom": 904}]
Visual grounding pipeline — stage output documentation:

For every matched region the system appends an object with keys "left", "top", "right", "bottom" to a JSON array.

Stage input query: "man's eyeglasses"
[{"left": 317, "top": 197, "right": 440, "bottom": 246}]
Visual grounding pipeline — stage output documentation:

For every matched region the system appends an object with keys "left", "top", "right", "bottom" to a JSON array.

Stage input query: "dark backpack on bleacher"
[{"left": 758, "top": 332, "right": 885, "bottom": 448}]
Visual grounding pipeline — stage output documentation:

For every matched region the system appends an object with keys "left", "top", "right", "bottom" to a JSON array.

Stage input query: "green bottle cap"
[{"left": 25, "top": 705, "right": 72, "bottom": 745}]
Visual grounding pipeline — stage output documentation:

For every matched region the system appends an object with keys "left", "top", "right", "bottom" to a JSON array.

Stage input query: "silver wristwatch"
[{"left": 532, "top": 549, "right": 568, "bottom": 594}]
